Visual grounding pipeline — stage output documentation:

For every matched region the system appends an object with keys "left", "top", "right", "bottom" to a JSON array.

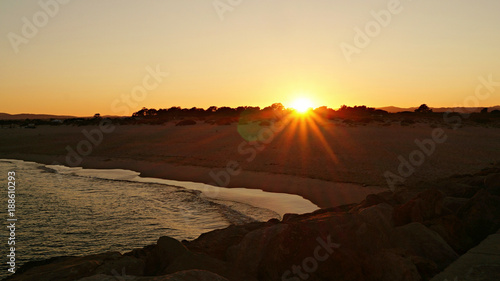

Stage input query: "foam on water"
[{"left": 46, "top": 163, "right": 319, "bottom": 217}]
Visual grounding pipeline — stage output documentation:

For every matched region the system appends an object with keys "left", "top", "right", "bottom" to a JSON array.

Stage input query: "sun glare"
[{"left": 290, "top": 98, "right": 314, "bottom": 114}]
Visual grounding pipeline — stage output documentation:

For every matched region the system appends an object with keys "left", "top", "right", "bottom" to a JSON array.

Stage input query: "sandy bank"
[{"left": 1, "top": 122, "right": 499, "bottom": 207}]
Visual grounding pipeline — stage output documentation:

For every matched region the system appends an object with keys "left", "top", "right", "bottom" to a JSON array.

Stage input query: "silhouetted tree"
[
  {"left": 480, "top": 108, "right": 488, "bottom": 114},
  {"left": 207, "top": 106, "right": 218, "bottom": 113},
  {"left": 314, "top": 106, "right": 335, "bottom": 119},
  {"left": 146, "top": 108, "right": 157, "bottom": 117},
  {"left": 216, "top": 107, "right": 235, "bottom": 115},
  {"left": 270, "top": 103, "right": 285, "bottom": 111},
  {"left": 415, "top": 104, "right": 432, "bottom": 113},
  {"left": 132, "top": 107, "right": 148, "bottom": 117}
]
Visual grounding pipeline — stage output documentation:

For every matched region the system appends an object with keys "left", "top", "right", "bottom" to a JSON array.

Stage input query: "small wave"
[{"left": 39, "top": 161, "right": 319, "bottom": 217}]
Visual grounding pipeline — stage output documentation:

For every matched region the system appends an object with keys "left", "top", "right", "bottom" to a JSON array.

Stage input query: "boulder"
[
  {"left": 226, "top": 224, "right": 290, "bottom": 276},
  {"left": 352, "top": 193, "right": 387, "bottom": 211},
  {"left": 185, "top": 222, "right": 265, "bottom": 260},
  {"left": 364, "top": 249, "right": 421, "bottom": 281},
  {"left": 282, "top": 213, "right": 300, "bottom": 222},
  {"left": 139, "top": 236, "right": 248, "bottom": 280},
  {"left": 484, "top": 173, "right": 500, "bottom": 195},
  {"left": 93, "top": 255, "right": 145, "bottom": 276},
  {"left": 425, "top": 215, "right": 474, "bottom": 255},
  {"left": 464, "top": 265, "right": 500, "bottom": 281},
  {"left": 143, "top": 236, "right": 189, "bottom": 275},
  {"left": 390, "top": 222, "right": 459, "bottom": 271},
  {"left": 410, "top": 255, "right": 439, "bottom": 281},
  {"left": 7, "top": 252, "right": 137, "bottom": 281},
  {"left": 158, "top": 236, "right": 189, "bottom": 262},
  {"left": 153, "top": 270, "right": 230, "bottom": 281},
  {"left": 393, "top": 189, "right": 448, "bottom": 226},
  {"left": 458, "top": 189, "right": 500, "bottom": 243},
  {"left": 442, "top": 197, "right": 469, "bottom": 214},
  {"left": 78, "top": 269, "right": 229, "bottom": 281},
  {"left": 357, "top": 203, "right": 394, "bottom": 237},
  {"left": 392, "top": 189, "right": 420, "bottom": 205},
  {"left": 441, "top": 183, "right": 481, "bottom": 198},
  {"left": 162, "top": 251, "right": 232, "bottom": 279}
]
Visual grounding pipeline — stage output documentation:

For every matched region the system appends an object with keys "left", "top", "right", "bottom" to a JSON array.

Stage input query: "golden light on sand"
[{"left": 290, "top": 97, "right": 314, "bottom": 114}]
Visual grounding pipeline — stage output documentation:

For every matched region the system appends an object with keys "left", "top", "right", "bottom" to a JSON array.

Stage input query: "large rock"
[
  {"left": 357, "top": 203, "right": 394, "bottom": 237},
  {"left": 393, "top": 189, "right": 448, "bottom": 226},
  {"left": 226, "top": 224, "right": 291, "bottom": 276},
  {"left": 351, "top": 193, "right": 388, "bottom": 212},
  {"left": 143, "top": 236, "right": 189, "bottom": 275},
  {"left": 162, "top": 251, "right": 233, "bottom": 279},
  {"left": 78, "top": 269, "right": 229, "bottom": 281},
  {"left": 390, "top": 222, "right": 459, "bottom": 271},
  {"left": 392, "top": 189, "right": 420, "bottom": 205},
  {"left": 484, "top": 173, "right": 500, "bottom": 195},
  {"left": 438, "top": 183, "right": 482, "bottom": 198},
  {"left": 7, "top": 252, "right": 144, "bottom": 281},
  {"left": 93, "top": 255, "right": 145, "bottom": 276},
  {"left": 425, "top": 215, "right": 474, "bottom": 255},
  {"left": 185, "top": 222, "right": 266, "bottom": 260},
  {"left": 458, "top": 189, "right": 500, "bottom": 243},
  {"left": 442, "top": 197, "right": 469, "bottom": 214},
  {"left": 151, "top": 270, "right": 229, "bottom": 281},
  {"left": 134, "top": 236, "right": 244, "bottom": 280},
  {"left": 363, "top": 249, "right": 421, "bottom": 281},
  {"left": 410, "top": 255, "right": 439, "bottom": 281}
]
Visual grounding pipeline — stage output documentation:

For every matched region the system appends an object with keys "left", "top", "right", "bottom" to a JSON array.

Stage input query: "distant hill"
[
  {"left": 378, "top": 106, "right": 500, "bottom": 113},
  {"left": 0, "top": 113, "right": 125, "bottom": 120},
  {"left": 0, "top": 113, "right": 78, "bottom": 120},
  {"left": 378, "top": 106, "right": 417, "bottom": 113}
]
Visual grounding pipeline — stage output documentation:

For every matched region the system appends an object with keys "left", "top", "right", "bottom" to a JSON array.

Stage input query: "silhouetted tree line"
[
  {"left": 131, "top": 103, "right": 287, "bottom": 121},
  {"left": 1, "top": 103, "right": 500, "bottom": 128}
]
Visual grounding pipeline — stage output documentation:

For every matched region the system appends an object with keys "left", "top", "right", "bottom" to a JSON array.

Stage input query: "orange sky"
[{"left": 1, "top": 1, "right": 499, "bottom": 116}]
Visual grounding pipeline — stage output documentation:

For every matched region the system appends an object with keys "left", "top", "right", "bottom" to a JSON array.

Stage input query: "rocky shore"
[{"left": 5, "top": 167, "right": 500, "bottom": 281}]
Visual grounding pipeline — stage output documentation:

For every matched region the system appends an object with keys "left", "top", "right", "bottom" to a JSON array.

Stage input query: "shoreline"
[
  {"left": 43, "top": 160, "right": 320, "bottom": 217},
  {"left": 1, "top": 153, "right": 386, "bottom": 209}
]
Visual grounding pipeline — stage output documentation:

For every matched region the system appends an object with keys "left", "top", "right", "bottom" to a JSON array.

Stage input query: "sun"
[{"left": 290, "top": 97, "right": 314, "bottom": 113}]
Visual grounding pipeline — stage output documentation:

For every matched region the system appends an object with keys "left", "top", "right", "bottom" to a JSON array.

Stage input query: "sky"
[{"left": 1, "top": 0, "right": 499, "bottom": 116}]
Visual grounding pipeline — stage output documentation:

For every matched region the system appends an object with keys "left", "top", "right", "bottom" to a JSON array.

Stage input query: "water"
[{"left": 0, "top": 159, "right": 318, "bottom": 278}]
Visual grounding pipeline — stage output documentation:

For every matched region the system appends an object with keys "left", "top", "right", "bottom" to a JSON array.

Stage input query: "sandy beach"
[{"left": 1, "top": 121, "right": 499, "bottom": 208}]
